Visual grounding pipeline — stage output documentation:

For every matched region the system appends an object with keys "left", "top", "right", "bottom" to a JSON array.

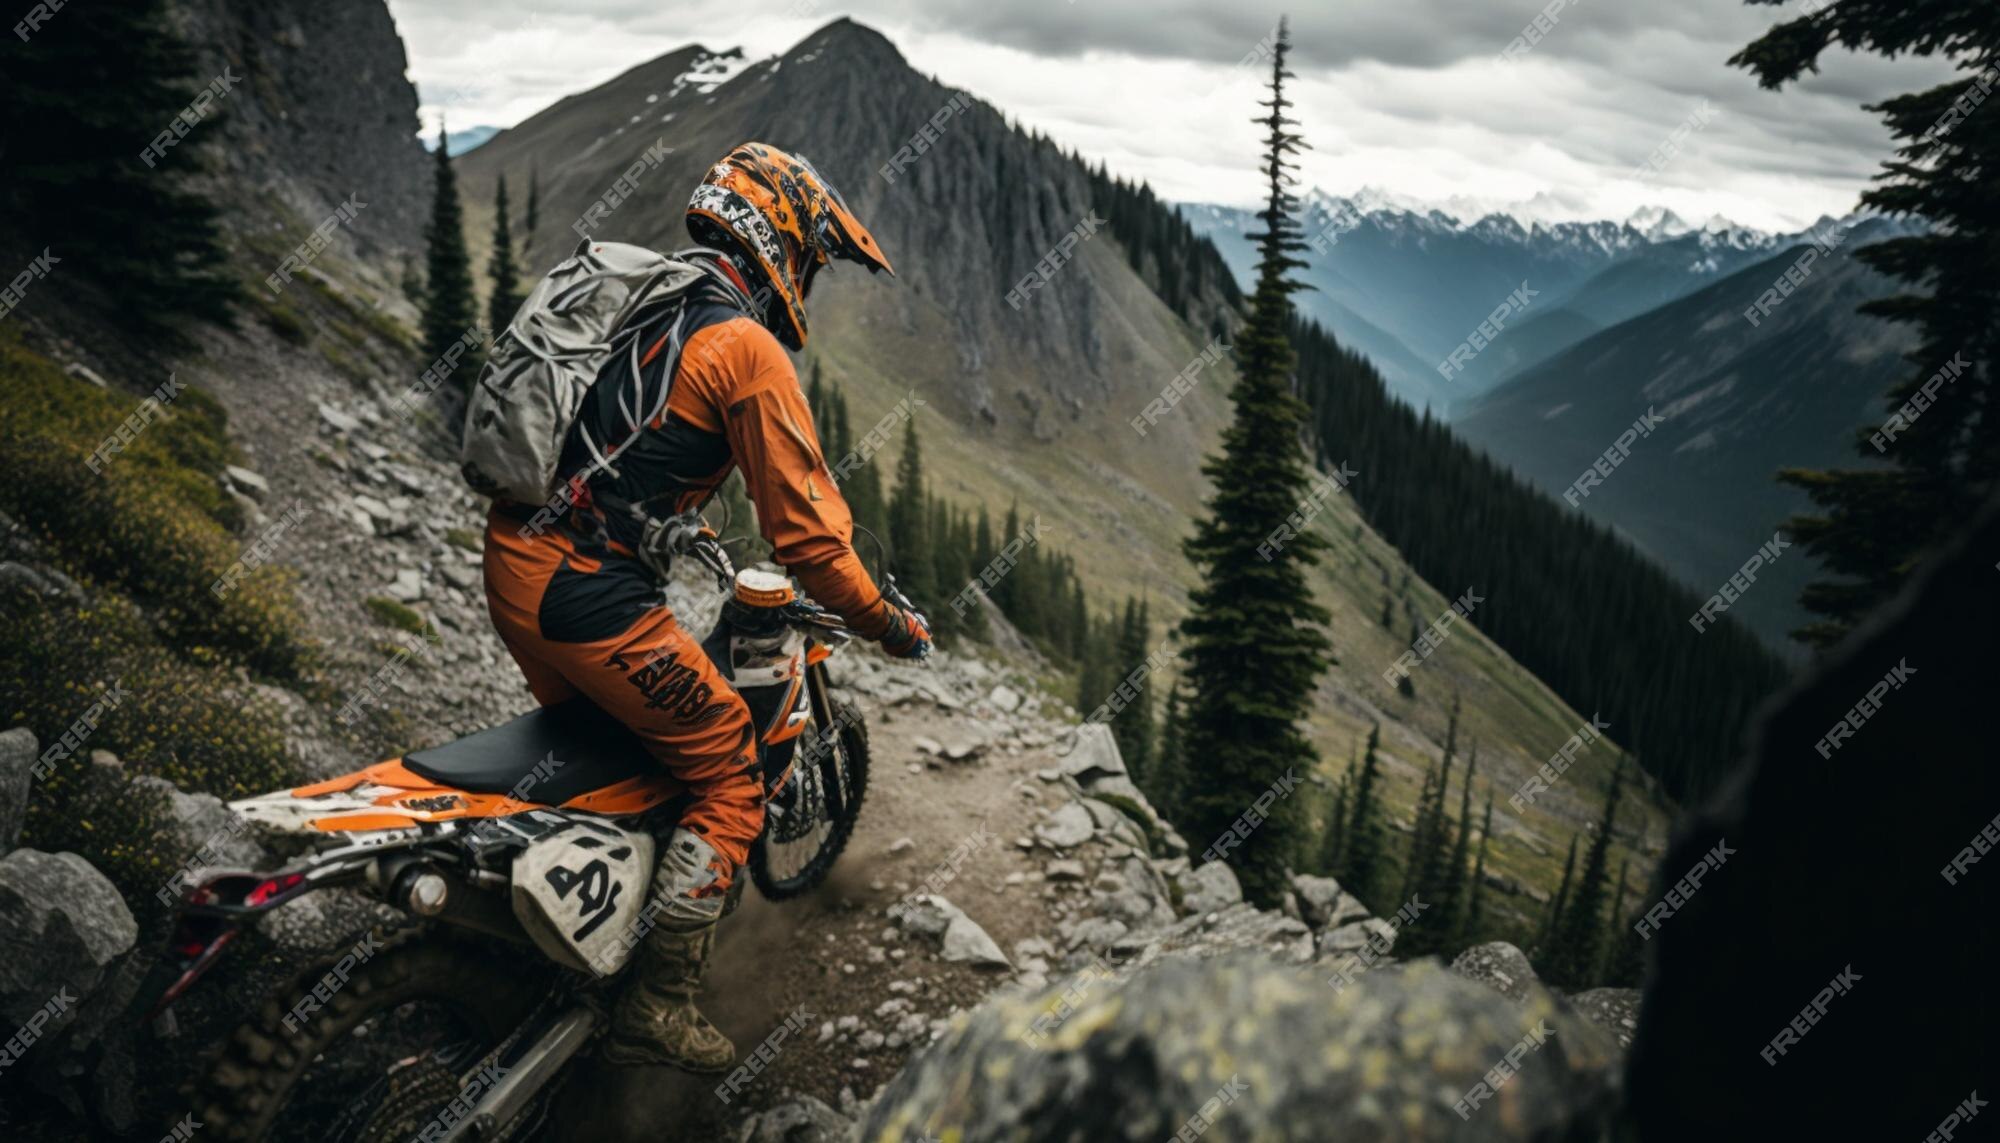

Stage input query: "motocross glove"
[{"left": 880, "top": 605, "right": 933, "bottom": 661}]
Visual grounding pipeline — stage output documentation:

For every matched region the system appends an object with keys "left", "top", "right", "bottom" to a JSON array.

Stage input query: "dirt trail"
[{"left": 559, "top": 660, "right": 1075, "bottom": 1139}]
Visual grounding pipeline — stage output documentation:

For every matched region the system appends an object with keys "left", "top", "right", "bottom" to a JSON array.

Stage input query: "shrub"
[
  {"left": 365, "top": 596, "right": 427, "bottom": 634},
  {"left": 0, "top": 331, "right": 312, "bottom": 680}
]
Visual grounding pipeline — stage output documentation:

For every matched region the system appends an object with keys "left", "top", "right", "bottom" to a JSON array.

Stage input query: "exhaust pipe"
[{"left": 441, "top": 1006, "right": 599, "bottom": 1142}]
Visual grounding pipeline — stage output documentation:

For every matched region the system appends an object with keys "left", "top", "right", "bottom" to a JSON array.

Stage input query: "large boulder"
[
  {"left": 1451, "top": 941, "right": 1542, "bottom": 1004},
  {"left": 1178, "top": 860, "right": 1243, "bottom": 915},
  {"left": 862, "top": 956, "right": 1622, "bottom": 1140},
  {"left": 1055, "top": 721, "right": 1126, "bottom": 784},
  {"left": 733, "top": 1094, "right": 852, "bottom": 1142},
  {"left": 1114, "top": 902, "right": 1315, "bottom": 967},
  {"left": 0, "top": 727, "right": 34, "bottom": 853},
  {"left": 0, "top": 849, "right": 138, "bottom": 1032}
]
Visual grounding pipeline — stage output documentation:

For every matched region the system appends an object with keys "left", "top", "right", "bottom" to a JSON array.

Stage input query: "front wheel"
[
  {"left": 749, "top": 696, "right": 869, "bottom": 899},
  {"left": 187, "top": 929, "right": 558, "bottom": 1143}
]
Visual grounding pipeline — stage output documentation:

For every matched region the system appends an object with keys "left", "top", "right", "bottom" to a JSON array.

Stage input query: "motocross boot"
[{"left": 603, "top": 829, "right": 736, "bottom": 1071}]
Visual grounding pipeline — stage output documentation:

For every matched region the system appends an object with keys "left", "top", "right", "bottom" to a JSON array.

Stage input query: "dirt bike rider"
[{"left": 480, "top": 142, "right": 932, "bottom": 1071}]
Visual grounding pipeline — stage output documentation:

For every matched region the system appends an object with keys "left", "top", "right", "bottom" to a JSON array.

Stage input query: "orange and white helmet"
[{"left": 685, "top": 142, "right": 893, "bottom": 349}]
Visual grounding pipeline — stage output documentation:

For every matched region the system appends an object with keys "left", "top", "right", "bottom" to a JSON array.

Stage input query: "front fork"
[{"left": 802, "top": 657, "right": 847, "bottom": 822}]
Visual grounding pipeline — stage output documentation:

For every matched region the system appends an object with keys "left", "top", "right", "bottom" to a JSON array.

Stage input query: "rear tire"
[
  {"left": 186, "top": 928, "right": 557, "bottom": 1142},
  {"left": 749, "top": 697, "right": 869, "bottom": 899}
]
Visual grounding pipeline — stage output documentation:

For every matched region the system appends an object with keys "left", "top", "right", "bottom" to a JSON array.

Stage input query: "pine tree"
[
  {"left": 487, "top": 173, "right": 524, "bottom": 336},
  {"left": 1539, "top": 834, "right": 1580, "bottom": 963},
  {"left": 1319, "top": 742, "right": 1358, "bottom": 874},
  {"left": 1112, "top": 597, "right": 1155, "bottom": 780},
  {"left": 0, "top": 0, "right": 241, "bottom": 335},
  {"left": 524, "top": 165, "right": 542, "bottom": 264},
  {"left": 1434, "top": 741, "right": 1478, "bottom": 947},
  {"left": 1150, "top": 682, "right": 1189, "bottom": 821},
  {"left": 1733, "top": 3, "right": 2000, "bottom": 648},
  {"left": 887, "top": 417, "right": 935, "bottom": 611},
  {"left": 1339, "top": 724, "right": 1390, "bottom": 910},
  {"left": 1176, "top": 22, "right": 1329, "bottom": 905},
  {"left": 1602, "top": 856, "right": 1632, "bottom": 983},
  {"left": 1546, "top": 754, "right": 1627, "bottom": 987},
  {"left": 423, "top": 120, "right": 478, "bottom": 374},
  {"left": 1464, "top": 792, "right": 1495, "bottom": 944}
]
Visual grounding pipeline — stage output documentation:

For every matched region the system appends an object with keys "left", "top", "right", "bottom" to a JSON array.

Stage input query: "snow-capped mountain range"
[{"left": 1185, "top": 188, "right": 1890, "bottom": 413}]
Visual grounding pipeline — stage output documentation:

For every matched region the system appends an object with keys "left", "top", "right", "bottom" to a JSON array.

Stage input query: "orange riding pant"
[{"left": 482, "top": 504, "right": 758, "bottom": 895}]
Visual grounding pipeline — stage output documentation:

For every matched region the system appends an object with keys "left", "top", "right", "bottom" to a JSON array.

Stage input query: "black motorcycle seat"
[{"left": 402, "top": 697, "right": 660, "bottom": 805}]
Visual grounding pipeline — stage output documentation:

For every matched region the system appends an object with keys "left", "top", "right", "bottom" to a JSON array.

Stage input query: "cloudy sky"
[{"left": 385, "top": 0, "right": 1958, "bottom": 232}]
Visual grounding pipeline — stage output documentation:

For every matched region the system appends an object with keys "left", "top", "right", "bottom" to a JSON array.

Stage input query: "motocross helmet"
[{"left": 685, "top": 141, "right": 894, "bottom": 350}]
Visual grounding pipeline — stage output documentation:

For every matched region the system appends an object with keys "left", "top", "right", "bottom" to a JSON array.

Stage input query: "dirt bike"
[{"left": 150, "top": 531, "right": 916, "bottom": 1142}]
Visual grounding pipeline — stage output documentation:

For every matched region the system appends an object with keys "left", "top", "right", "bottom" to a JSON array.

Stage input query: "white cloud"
[{"left": 385, "top": 0, "right": 1960, "bottom": 232}]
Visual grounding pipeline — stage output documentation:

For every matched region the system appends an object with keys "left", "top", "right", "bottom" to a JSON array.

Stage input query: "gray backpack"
[{"left": 460, "top": 240, "right": 741, "bottom": 506}]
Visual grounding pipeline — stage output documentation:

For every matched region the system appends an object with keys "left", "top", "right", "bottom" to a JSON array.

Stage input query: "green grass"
[
  {"left": 365, "top": 596, "right": 428, "bottom": 634},
  {"left": 445, "top": 527, "right": 483, "bottom": 553}
]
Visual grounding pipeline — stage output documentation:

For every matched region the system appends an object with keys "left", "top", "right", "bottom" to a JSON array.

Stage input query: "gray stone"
[
  {"left": 222, "top": 465, "right": 270, "bottom": 501},
  {"left": 1035, "top": 801, "right": 1095, "bottom": 849},
  {"left": 65, "top": 363, "right": 110, "bottom": 388},
  {"left": 988, "top": 684, "right": 1022, "bottom": 712},
  {"left": 1568, "top": 987, "right": 1641, "bottom": 1049},
  {"left": 317, "top": 402, "right": 363, "bottom": 433},
  {"left": 732, "top": 1093, "right": 852, "bottom": 1143},
  {"left": 1056, "top": 721, "right": 1126, "bottom": 784},
  {"left": 386, "top": 567, "right": 425, "bottom": 602},
  {"left": 1065, "top": 916, "right": 1129, "bottom": 952},
  {"left": 1321, "top": 918, "right": 1399, "bottom": 957},
  {"left": 1450, "top": 941, "right": 1541, "bottom": 1005},
  {"left": 1120, "top": 902, "right": 1316, "bottom": 967},
  {"left": 890, "top": 894, "right": 958, "bottom": 939},
  {"left": 131, "top": 775, "right": 265, "bottom": 871},
  {"left": 1045, "top": 859, "right": 1086, "bottom": 882},
  {"left": 940, "top": 915, "right": 1011, "bottom": 970},
  {"left": 1288, "top": 872, "right": 1343, "bottom": 928},
  {"left": 0, "top": 728, "right": 34, "bottom": 853},
  {"left": 1179, "top": 860, "right": 1243, "bottom": 915},
  {"left": 862, "top": 957, "right": 1623, "bottom": 1141},
  {"left": 1322, "top": 892, "right": 1373, "bottom": 931},
  {"left": 0, "top": 849, "right": 138, "bottom": 1030}
]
